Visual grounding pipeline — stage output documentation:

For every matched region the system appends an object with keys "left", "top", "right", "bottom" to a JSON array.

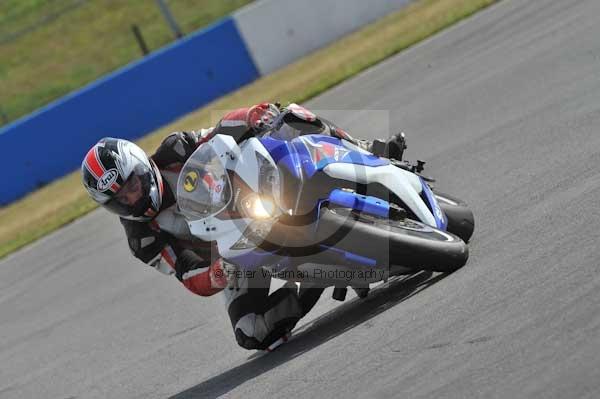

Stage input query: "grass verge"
[
  {"left": 0, "top": 0, "right": 253, "bottom": 125},
  {"left": 0, "top": 0, "right": 497, "bottom": 259}
]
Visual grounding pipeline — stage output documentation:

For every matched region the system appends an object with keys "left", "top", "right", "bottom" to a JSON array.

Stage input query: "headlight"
[
  {"left": 230, "top": 152, "right": 282, "bottom": 250},
  {"left": 240, "top": 194, "right": 277, "bottom": 219}
]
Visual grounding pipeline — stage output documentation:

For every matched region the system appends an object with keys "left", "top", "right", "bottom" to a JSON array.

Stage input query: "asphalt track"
[{"left": 2, "top": 0, "right": 600, "bottom": 397}]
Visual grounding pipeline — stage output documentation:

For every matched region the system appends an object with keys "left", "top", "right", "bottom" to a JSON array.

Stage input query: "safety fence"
[{"left": 0, "top": 0, "right": 411, "bottom": 205}]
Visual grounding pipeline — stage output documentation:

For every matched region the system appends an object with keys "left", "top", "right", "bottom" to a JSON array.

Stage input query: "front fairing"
[
  {"left": 258, "top": 133, "right": 443, "bottom": 229},
  {"left": 177, "top": 135, "right": 255, "bottom": 245}
]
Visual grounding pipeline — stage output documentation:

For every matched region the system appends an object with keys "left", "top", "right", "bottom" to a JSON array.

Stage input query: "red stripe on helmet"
[{"left": 84, "top": 147, "right": 106, "bottom": 179}]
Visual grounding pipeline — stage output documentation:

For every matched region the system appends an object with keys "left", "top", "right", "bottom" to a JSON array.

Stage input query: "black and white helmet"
[{"left": 81, "top": 138, "right": 163, "bottom": 221}]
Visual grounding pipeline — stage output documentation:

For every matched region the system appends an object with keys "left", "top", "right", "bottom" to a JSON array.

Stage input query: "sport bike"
[{"left": 177, "top": 109, "right": 474, "bottom": 301}]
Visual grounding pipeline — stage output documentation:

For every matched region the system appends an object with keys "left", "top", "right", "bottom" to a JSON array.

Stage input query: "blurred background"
[{"left": 0, "top": 0, "right": 253, "bottom": 126}]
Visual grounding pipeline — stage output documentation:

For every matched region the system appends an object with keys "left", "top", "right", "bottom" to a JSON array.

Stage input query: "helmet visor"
[{"left": 103, "top": 164, "right": 153, "bottom": 217}]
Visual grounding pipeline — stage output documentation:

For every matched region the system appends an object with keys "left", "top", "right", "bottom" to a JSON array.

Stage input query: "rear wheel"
[{"left": 316, "top": 207, "right": 469, "bottom": 273}]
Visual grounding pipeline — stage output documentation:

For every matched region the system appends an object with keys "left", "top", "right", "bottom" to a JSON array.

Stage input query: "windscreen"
[{"left": 177, "top": 144, "right": 231, "bottom": 220}]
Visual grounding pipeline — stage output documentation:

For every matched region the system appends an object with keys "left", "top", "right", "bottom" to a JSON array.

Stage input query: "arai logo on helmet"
[{"left": 97, "top": 169, "right": 119, "bottom": 192}]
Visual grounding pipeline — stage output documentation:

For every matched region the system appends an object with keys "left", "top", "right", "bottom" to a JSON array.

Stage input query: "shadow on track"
[{"left": 169, "top": 270, "right": 447, "bottom": 399}]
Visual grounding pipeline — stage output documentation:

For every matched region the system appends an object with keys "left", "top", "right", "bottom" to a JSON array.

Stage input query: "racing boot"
[{"left": 352, "top": 285, "right": 370, "bottom": 299}]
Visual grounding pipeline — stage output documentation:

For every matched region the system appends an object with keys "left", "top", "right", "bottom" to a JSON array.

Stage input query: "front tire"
[
  {"left": 434, "top": 192, "right": 475, "bottom": 243},
  {"left": 316, "top": 208, "right": 469, "bottom": 273}
]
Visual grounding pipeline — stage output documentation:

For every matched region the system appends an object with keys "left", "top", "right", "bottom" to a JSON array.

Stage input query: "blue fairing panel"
[
  {"left": 259, "top": 134, "right": 389, "bottom": 180},
  {"left": 0, "top": 18, "right": 259, "bottom": 205},
  {"left": 420, "top": 177, "right": 448, "bottom": 230},
  {"left": 328, "top": 189, "right": 390, "bottom": 218},
  {"left": 258, "top": 137, "right": 303, "bottom": 179},
  {"left": 298, "top": 135, "right": 388, "bottom": 177}
]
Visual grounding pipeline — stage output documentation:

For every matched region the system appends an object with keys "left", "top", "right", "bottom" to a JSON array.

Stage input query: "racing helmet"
[{"left": 81, "top": 138, "right": 163, "bottom": 221}]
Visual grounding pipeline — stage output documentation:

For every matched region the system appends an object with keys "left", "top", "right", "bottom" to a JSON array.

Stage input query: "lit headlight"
[
  {"left": 230, "top": 152, "right": 282, "bottom": 250},
  {"left": 240, "top": 194, "right": 277, "bottom": 219}
]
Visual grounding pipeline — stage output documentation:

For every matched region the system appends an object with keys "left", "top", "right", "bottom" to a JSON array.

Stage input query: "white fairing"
[
  {"left": 323, "top": 163, "right": 436, "bottom": 226},
  {"left": 185, "top": 135, "right": 245, "bottom": 242},
  {"left": 236, "top": 137, "right": 276, "bottom": 191},
  {"left": 188, "top": 216, "right": 250, "bottom": 252},
  {"left": 184, "top": 135, "right": 274, "bottom": 257}
]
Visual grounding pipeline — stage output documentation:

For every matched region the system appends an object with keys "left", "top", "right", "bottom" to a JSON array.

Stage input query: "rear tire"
[{"left": 316, "top": 208, "right": 469, "bottom": 273}]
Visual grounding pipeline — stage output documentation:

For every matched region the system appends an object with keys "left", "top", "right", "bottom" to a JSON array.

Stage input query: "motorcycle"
[{"left": 177, "top": 107, "right": 474, "bottom": 301}]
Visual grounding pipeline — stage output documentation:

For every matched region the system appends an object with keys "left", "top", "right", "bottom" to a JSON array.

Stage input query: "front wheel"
[
  {"left": 316, "top": 208, "right": 469, "bottom": 273},
  {"left": 434, "top": 191, "right": 475, "bottom": 243}
]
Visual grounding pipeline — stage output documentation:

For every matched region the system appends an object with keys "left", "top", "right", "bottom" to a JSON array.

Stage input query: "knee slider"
[{"left": 234, "top": 328, "right": 264, "bottom": 350}]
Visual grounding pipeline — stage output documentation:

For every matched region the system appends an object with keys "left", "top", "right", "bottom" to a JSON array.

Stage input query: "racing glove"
[
  {"left": 247, "top": 103, "right": 280, "bottom": 132},
  {"left": 174, "top": 249, "right": 228, "bottom": 296}
]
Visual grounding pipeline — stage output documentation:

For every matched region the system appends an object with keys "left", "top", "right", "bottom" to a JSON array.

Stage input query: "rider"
[{"left": 81, "top": 102, "right": 406, "bottom": 350}]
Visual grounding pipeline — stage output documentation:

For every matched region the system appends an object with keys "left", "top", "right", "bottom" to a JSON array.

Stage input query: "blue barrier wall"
[{"left": 0, "top": 17, "right": 258, "bottom": 205}]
